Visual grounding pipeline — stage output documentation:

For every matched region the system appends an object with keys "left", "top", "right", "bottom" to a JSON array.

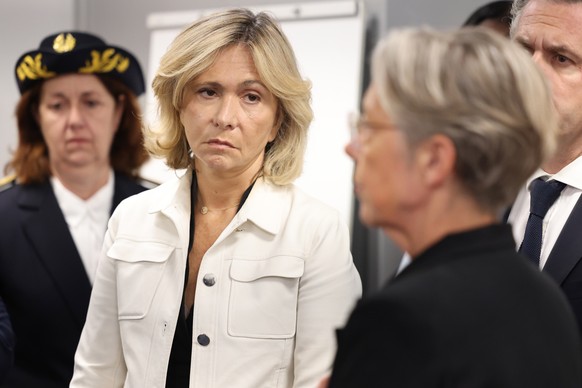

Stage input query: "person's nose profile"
[{"left": 344, "top": 138, "right": 359, "bottom": 160}]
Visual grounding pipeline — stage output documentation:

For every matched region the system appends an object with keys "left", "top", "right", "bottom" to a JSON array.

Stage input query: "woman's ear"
[{"left": 415, "top": 134, "right": 456, "bottom": 188}]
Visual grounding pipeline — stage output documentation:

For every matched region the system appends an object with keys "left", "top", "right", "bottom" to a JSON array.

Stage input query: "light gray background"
[{"left": 0, "top": 0, "right": 495, "bottom": 293}]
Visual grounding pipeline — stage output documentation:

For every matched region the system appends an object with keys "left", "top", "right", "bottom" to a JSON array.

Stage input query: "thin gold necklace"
[
  {"left": 197, "top": 192, "right": 239, "bottom": 215},
  {"left": 199, "top": 203, "right": 239, "bottom": 215}
]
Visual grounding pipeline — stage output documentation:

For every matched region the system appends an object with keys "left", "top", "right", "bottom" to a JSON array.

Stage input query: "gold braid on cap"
[
  {"left": 79, "top": 49, "right": 130, "bottom": 74},
  {"left": 16, "top": 54, "right": 56, "bottom": 82}
]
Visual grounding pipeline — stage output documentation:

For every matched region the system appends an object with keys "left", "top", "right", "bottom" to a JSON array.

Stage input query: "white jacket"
[{"left": 71, "top": 171, "right": 362, "bottom": 388}]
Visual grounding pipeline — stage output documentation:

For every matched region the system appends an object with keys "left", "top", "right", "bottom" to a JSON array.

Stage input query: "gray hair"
[
  {"left": 510, "top": 0, "right": 582, "bottom": 36},
  {"left": 146, "top": 8, "right": 312, "bottom": 185},
  {"left": 372, "top": 27, "right": 557, "bottom": 213}
]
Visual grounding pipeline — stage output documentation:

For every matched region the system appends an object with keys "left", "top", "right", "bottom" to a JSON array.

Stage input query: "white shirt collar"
[
  {"left": 51, "top": 170, "right": 115, "bottom": 227},
  {"left": 50, "top": 170, "right": 115, "bottom": 284},
  {"left": 527, "top": 155, "right": 582, "bottom": 190}
]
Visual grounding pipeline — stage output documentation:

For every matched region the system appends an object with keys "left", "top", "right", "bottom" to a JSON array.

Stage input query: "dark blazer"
[
  {"left": 0, "top": 173, "right": 146, "bottom": 388},
  {"left": 329, "top": 225, "right": 582, "bottom": 388},
  {"left": 0, "top": 297, "right": 14, "bottom": 382},
  {"left": 543, "top": 196, "right": 582, "bottom": 334}
]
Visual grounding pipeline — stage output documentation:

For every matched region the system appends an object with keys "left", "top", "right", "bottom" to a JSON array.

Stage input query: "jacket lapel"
[
  {"left": 544, "top": 196, "right": 582, "bottom": 284},
  {"left": 111, "top": 173, "right": 146, "bottom": 214},
  {"left": 19, "top": 183, "right": 91, "bottom": 327}
]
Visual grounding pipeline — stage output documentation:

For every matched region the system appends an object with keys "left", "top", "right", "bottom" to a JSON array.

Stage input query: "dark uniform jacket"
[
  {"left": 0, "top": 297, "right": 14, "bottom": 382},
  {"left": 0, "top": 173, "right": 146, "bottom": 388}
]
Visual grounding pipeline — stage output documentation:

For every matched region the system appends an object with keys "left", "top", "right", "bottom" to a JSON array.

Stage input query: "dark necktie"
[{"left": 519, "top": 178, "right": 566, "bottom": 266}]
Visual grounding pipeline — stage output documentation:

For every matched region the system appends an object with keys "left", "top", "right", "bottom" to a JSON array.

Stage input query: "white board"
[{"left": 142, "top": 1, "right": 365, "bottom": 227}]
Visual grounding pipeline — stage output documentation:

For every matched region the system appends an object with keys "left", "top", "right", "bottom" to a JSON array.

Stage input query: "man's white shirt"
[{"left": 508, "top": 156, "right": 582, "bottom": 269}]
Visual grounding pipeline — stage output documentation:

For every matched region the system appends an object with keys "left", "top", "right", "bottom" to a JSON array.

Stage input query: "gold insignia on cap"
[
  {"left": 16, "top": 54, "right": 56, "bottom": 81},
  {"left": 53, "top": 33, "right": 76, "bottom": 53},
  {"left": 79, "top": 49, "right": 130, "bottom": 74}
]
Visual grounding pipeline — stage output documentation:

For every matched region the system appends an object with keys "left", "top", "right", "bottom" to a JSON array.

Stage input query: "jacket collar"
[
  {"left": 18, "top": 181, "right": 49, "bottom": 209},
  {"left": 235, "top": 178, "right": 290, "bottom": 235},
  {"left": 396, "top": 224, "right": 515, "bottom": 282},
  {"left": 19, "top": 172, "right": 143, "bottom": 214},
  {"left": 18, "top": 182, "right": 91, "bottom": 327},
  {"left": 147, "top": 170, "right": 191, "bottom": 216},
  {"left": 147, "top": 170, "right": 290, "bottom": 236}
]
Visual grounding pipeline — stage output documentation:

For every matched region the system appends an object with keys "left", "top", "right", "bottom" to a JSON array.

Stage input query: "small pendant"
[{"left": 200, "top": 206, "right": 208, "bottom": 215}]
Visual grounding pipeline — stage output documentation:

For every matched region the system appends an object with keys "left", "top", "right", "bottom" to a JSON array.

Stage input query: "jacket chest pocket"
[
  {"left": 228, "top": 256, "right": 304, "bottom": 339},
  {"left": 107, "top": 239, "right": 175, "bottom": 320}
]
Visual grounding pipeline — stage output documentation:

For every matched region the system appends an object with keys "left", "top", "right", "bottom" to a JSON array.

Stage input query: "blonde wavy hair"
[
  {"left": 372, "top": 27, "right": 557, "bottom": 213},
  {"left": 146, "top": 8, "right": 313, "bottom": 185}
]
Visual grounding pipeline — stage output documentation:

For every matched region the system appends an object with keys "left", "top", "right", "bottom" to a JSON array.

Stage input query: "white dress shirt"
[
  {"left": 397, "top": 252, "right": 411, "bottom": 275},
  {"left": 51, "top": 171, "right": 114, "bottom": 283},
  {"left": 508, "top": 156, "right": 582, "bottom": 269}
]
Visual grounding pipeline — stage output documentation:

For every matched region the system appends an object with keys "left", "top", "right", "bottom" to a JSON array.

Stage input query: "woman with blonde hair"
[{"left": 72, "top": 9, "right": 361, "bottom": 388}]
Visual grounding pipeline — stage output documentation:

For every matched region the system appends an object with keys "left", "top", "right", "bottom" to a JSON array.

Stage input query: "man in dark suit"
[
  {"left": 323, "top": 27, "right": 582, "bottom": 387},
  {"left": 507, "top": 0, "right": 582, "bottom": 336},
  {"left": 0, "top": 31, "right": 150, "bottom": 387}
]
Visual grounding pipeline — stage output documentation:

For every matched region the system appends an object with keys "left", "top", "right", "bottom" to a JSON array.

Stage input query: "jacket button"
[
  {"left": 202, "top": 273, "right": 216, "bottom": 287},
  {"left": 197, "top": 334, "right": 210, "bottom": 346}
]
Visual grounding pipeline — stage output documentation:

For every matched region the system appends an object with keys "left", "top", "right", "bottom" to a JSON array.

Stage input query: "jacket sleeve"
[
  {"left": 293, "top": 210, "right": 362, "bottom": 388},
  {"left": 70, "top": 226, "right": 127, "bottom": 387},
  {"left": 0, "top": 296, "right": 14, "bottom": 381}
]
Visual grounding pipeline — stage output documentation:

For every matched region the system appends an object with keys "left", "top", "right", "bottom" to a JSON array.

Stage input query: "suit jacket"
[
  {"left": 0, "top": 173, "right": 146, "bottom": 388},
  {"left": 329, "top": 224, "right": 582, "bottom": 388},
  {"left": 0, "top": 297, "right": 14, "bottom": 382},
  {"left": 543, "top": 195, "right": 582, "bottom": 334}
]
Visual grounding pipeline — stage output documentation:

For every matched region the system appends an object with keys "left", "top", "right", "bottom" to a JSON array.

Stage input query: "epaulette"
[{"left": 0, "top": 174, "right": 16, "bottom": 193}]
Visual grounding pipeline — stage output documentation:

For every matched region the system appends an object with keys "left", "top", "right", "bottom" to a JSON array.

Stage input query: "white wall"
[
  {"left": 0, "top": 0, "right": 75, "bottom": 176},
  {"left": 76, "top": 0, "right": 490, "bottom": 82}
]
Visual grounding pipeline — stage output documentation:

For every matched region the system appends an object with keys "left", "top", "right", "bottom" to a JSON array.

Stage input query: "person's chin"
[
  {"left": 358, "top": 205, "right": 379, "bottom": 228},
  {"left": 65, "top": 154, "right": 99, "bottom": 167}
]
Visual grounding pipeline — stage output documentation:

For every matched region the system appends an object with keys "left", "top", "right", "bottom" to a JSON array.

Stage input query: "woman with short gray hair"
[{"left": 325, "top": 26, "right": 581, "bottom": 388}]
